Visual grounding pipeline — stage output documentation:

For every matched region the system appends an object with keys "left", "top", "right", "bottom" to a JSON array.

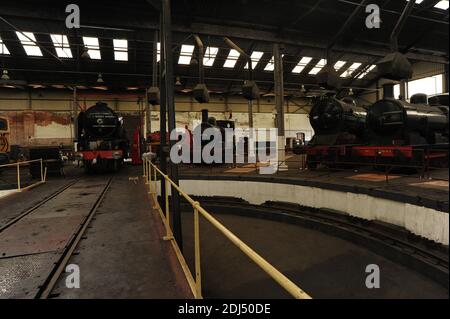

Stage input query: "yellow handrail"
[
  {"left": 143, "top": 157, "right": 312, "bottom": 300},
  {"left": 0, "top": 158, "right": 46, "bottom": 192}
]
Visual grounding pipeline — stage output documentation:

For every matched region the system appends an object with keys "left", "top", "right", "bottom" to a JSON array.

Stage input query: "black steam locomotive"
[
  {"left": 308, "top": 96, "right": 367, "bottom": 146},
  {"left": 75, "top": 102, "right": 129, "bottom": 172},
  {"left": 196, "top": 109, "right": 235, "bottom": 164},
  {"left": 304, "top": 86, "right": 449, "bottom": 169},
  {"left": 367, "top": 96, "right": 448, "bottom": 146}
]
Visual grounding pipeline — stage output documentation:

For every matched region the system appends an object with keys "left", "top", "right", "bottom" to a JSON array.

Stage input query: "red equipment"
[{"left": 131, "top": 127, "right": 142, "bottom": 165}]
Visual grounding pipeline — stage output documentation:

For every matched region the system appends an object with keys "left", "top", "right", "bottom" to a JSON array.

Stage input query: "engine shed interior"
[{"left": 0, "top": 0, "right": 448, "bottom": 306}]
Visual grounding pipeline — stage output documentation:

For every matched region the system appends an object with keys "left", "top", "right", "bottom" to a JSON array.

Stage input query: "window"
[
  {"left": 82, "top": 37, "right": 101, "bottom": 60},
  {"left": 113, "top": 39, "right": 128, "bottom": 61},
  {"left": 406, "top": 0, "right": 424, "bottom": 4},
  {"left": 264, "top": 57, "right": 275, "bottom": 71},
  {"left": 16, "top": 31, "right": 42, "bottom": 56},
  {"left": 0, "top": 37, "right": 10, "bottom": 55},
  {"left": 407, "top": 74, "right": 443, "bottom": 99},
  {"left": 178, "top": 44, "right": 195, "bottom": 65},
  {"left": 434, "top": 1, "right": 449, "bottom": 10},
  {"left": 292, "top": 57, "right": 312, "bottom": 73},
  {"left": 357, "top": 65, "right": 376, "bottom": 79},
  {"left": 340, "top": 62, "right": 362, "bottom": 78},
  {"left": 244, "top": 51, "right": 264, "bottom": 69},
  {"left": 308, "top": 59, "right": 326, "bottom": 75},
  {"left": 223, "top": 49, "right": 240, "bottom": 68},
  {"left": 334, "top": 61, "right": 346, "bottom": 71},
  {"left": 204, "top": 47, "right": 219, "bottom": 67},
  {"left": 50, "top": 34, "right": 72, "bottom": 58}
]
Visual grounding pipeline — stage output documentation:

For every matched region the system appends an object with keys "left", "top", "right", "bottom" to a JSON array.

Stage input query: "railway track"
[
  {"left": 0, "top": 179, "right": 80, "bottom": 233},
  {"left": 37, "top": 177, "right": 113, "bottom": 299},
  {"left": 0, "top": 176, "right": 114, "bottom": 299},
  {"left": 183, "top": 196, "right": 449, "bottom": 288}
]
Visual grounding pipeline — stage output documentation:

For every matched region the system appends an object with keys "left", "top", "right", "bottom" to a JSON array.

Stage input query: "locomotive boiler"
[
  {"left": 308, "top": 96, "right": 367, "bottom": 146},
  {"left": 367, "top": 94, "right": 448, "bottom": 146},
  {"left": 75, "top": 102, "right": 129, "bottom": 172}
]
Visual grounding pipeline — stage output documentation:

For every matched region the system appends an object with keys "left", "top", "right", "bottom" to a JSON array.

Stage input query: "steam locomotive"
[
  {"left": 75, "top": 102, "right": 129, "bottom": 173},
  {"left": 197, "top": 109, "right": 235, "bottom": 164},
  {"left": 304, "top": 87, "right": 449, "bottom": 169},
  {"left": 308, "top": 96, "right": 367, "bottom": 146}
]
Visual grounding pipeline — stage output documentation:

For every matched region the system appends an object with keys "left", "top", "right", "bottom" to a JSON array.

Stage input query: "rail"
[
  {"left": 142, "top": 157, "right": 312, "bottom": 299},
  {"left": 0, "top": 159, "right": 47, "bottom": 192}
]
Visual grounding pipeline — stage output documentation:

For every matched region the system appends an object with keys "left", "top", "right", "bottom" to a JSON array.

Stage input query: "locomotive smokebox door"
[
  {"left": 193, "top": 84, "right": 210, "bottom": 103},
  {"left": 316, "top": 66, "right": 342, "bottom": 90},
  {"left": 242, "top": 80, "right": 260, "bottom": 100},
  {"left": 377, "top": 52, "right": 413, "bottom": 80},
  {"left": 148, "top": 87, "right": 160, "bottom": 105}
]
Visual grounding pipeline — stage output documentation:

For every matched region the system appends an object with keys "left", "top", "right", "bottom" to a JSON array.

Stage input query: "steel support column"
[
  {"left": 159, "top": 12, "right": 168, "bottom": 225},
  {"left": 162, "top": 0, "right": 183, "bottom": 250},
  {"left": 273, "top": 43, "right": 287, "bottom": 171},
  {"left": 400, "top": 79, "right": 407, "bottom": 100}
]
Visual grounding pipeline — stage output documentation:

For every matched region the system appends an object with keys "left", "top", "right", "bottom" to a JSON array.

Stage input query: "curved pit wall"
[{"left": 156, "top": 178, "right": 449, "bottom": 246}]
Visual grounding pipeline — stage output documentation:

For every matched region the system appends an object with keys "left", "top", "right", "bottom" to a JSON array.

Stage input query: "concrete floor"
[
  {"left": 0, "top": 164, "right": 192, "bottom": 299},
  {"left": 50, "top": 166, "right": 192, "bottom": 299}
]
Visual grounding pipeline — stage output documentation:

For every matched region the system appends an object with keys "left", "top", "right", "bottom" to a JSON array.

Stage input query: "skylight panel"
[
  {"left": 340, "top": 62, "right": 362, "bottom": 78},
  {"left": 264, "top": 57, "right": 275, "bottom": 71},
  {"left": 357, "top": 65, "right": 376, "bottom": 79},
  {"left": 0, "top": 37, "right": 10, "bottom": 55},
  {"left": 292, "top": 57, "right": 313, "bottom": 73},
  {"left": 223, "top": 49, "right": 240, "bottom": 68},
  {"left": 406, "top": 0, "right": 424, "bottom": 4},
  {"left": 50, "top": 34, "right": 72, "bottom": 58},
  {"left": 334, "top": 61, "right": 346, "bottom": 71},
  {"left": 113, "top": 39, "right": 128, "bottom": 61},
  {"left": 82, "top": 36, "right": 101, "bottom": 60},
  {"left": 157, "top": 42, "right": 161, "bottom": 62},
  {"left": 434, "top": 0, "right": 449, "bottom": 10},
  {"left": 244, "top": 51, "right": 264, "bottom": 69},
  {"left": 204, "top": 47, "right": 219, "bottom": 67},
  {"left": 16, "top": 31, "right": 42, "bottom": 56},
  {"left": 308, "top": 59, "right": 326, "bottom": 75},
  {"left": 178, "top": 44, "right": 195, "bottom": 65}
]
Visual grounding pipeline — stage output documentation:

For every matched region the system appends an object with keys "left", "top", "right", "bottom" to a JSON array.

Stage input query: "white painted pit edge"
[{"left": 155, "top": 180, "right": 449, "bottom": 245}]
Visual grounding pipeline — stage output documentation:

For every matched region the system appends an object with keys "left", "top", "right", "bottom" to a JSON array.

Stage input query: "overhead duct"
[
  {"left": 223, "top": 37, "right": 260, "bottom": 100},
  {"left": 377, "top": 0, "right": 414, "bottom": 80},
  {"left": 193, "top": 35, "right": 210, "bottom": 103},
  {"left": 148, "top": 31, "right": 160, "bottom": 106},
  {"left": 316, "top": 64, "right": 341, "bottom": 90},
  {"left": 382, "top": 83, "right": 395, "bottom": 99}
]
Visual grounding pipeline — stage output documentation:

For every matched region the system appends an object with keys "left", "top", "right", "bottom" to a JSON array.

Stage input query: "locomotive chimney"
[
  {"left": 383, "top": 83, "right": 395, "bottom": 99},
  {"left": 201, "top": 109, "right": 209, "bottom": 123}
]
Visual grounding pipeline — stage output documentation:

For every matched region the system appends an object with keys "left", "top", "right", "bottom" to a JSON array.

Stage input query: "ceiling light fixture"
[
  {"left": 97, "top": 73, "right": 104, "bottom": 83},
  {"left": 1, "top": 70, "right": 10, "bottom": 80}
]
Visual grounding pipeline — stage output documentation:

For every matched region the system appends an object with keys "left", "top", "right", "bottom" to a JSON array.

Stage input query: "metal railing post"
[
  {"left": 40, "top": 158, "right": 44, "bottom": 182},
  {"left": 150, "top": 161, "right": 155, "bottom": 194},
  {"left": 16, "top": 162, "right": 21, "bottom": 191},
  {"left": 153, "top": 164, "right": 157, "bottom": 195},
  {"left": 193, "top": 202, "right": 202, "bottom": 298},
  {"left": 163, "top": 175, "right": 174, "bottom": 240},
  {"left": 143, "top": 158, "right": 146, "bottom": 177}
]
